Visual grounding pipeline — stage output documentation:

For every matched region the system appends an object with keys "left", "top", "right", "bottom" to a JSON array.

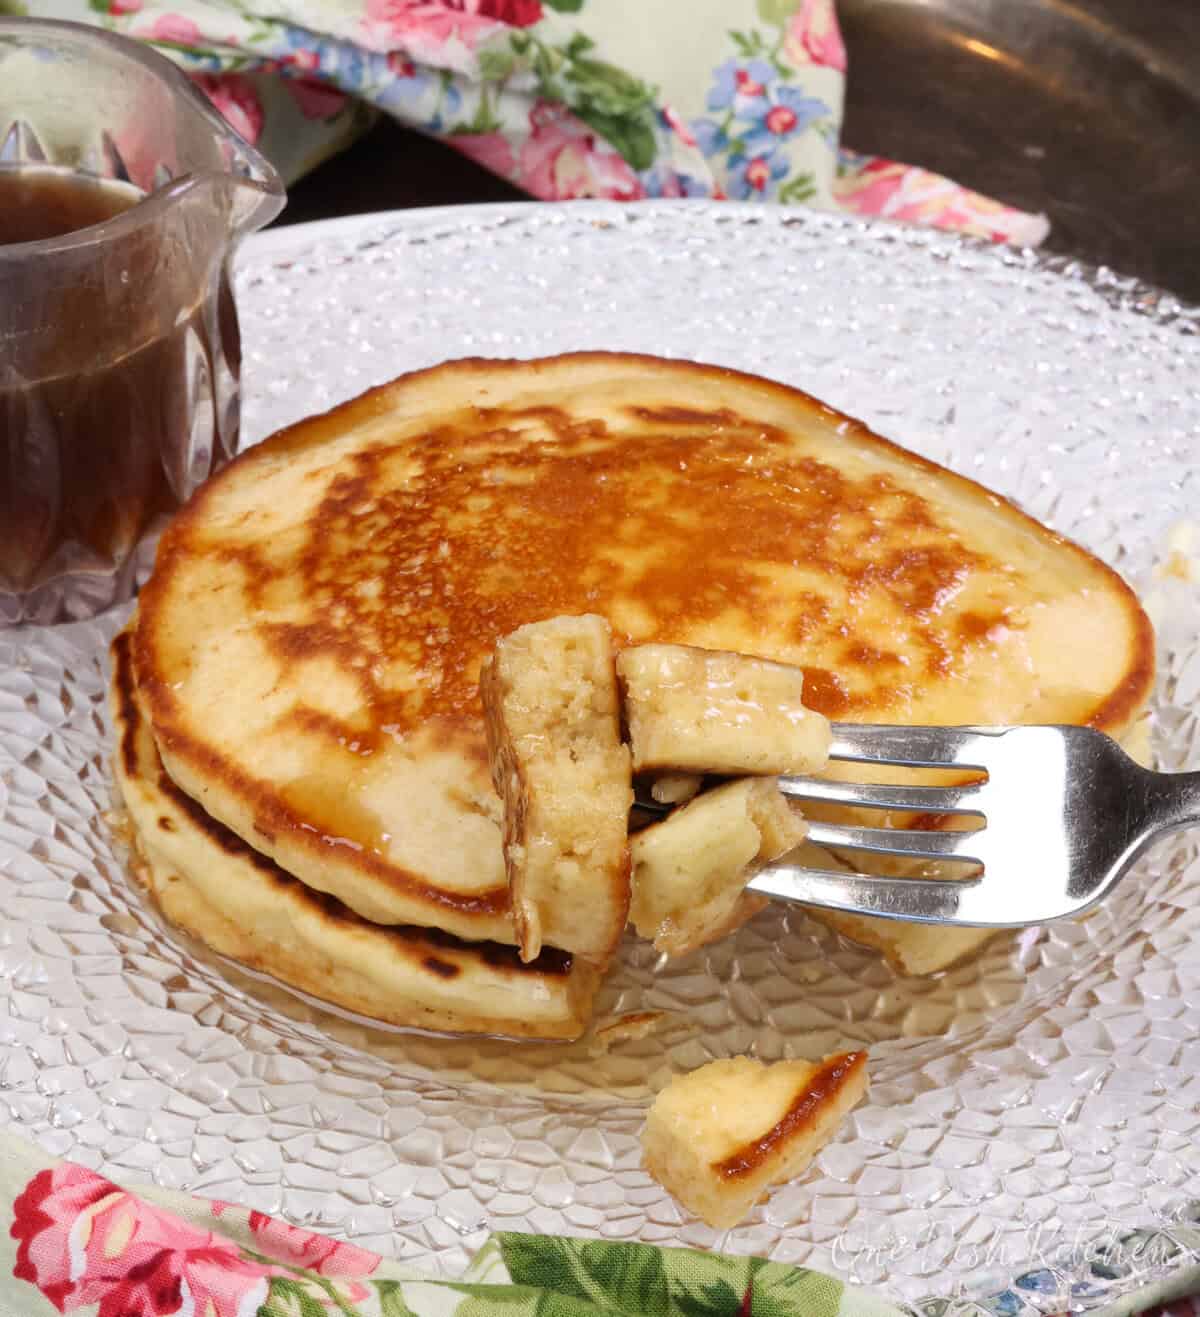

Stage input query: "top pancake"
[{"left": 133, "top": 353, "right": 1154, "bottom": 942}]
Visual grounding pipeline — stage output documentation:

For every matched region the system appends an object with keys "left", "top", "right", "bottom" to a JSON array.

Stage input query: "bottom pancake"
[{"left": 109, "top": 631, "right": 602, "bottom": 1041}]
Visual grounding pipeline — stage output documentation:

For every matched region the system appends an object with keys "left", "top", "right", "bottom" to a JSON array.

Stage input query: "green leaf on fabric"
[
  {"left": 564, "top": 55, "right": 653, "bottom": 117},
  {"left": 260, "top": 1277, "right": 333, "bottom": 1317},
  {"left": 729, "top": 28, "right": 766, "bottom": 56},
  {"left": 531, "top": 41, "right": 565, "bottom": 87},
  {"left": 745, "top": 1258, "right": 844, "bottom": 1317},
  {"left": 659, "top": 1251, "right": 755, "bottom": 1317},
  {"left": 534, "top": 1292, "right": 623, "bottom": 1317},
  {"left": 672, "top": 1278, "right": 745, "bottom": 1317},
  {"left": 564, "top": 32, "right": 594, "bottom": 58},
  {"left": 576, "top": 1240, "right": 670, "bottom": 1315},
  {"left": 455, "top": 1283, "right": 613, "bottom": 1317},
  {"left": 449, "top": 85, "right": 502, "bottom": 134},
  {"left": 493, "top": 1239, "right": 654, "bottom": 1314},
  {"left": 756, "top": 0, "right": 803, "bottom": 26},
  {"left": 494, "top": 1238, "right": 848, "bottom": 1317},
  {"left": 499, "top": 1237, "right": 599, "bottom": 1303},
  {"left": 374, "top": 1279, "right": 420, "bottom": 1317},
  {"left": 83, "top": 0, "right": 107, "bottom": 13},
  {"left": 778, "top": 172, "right": 817, "bottom": 204},
  {"left": 478, "top": 46, "right": 516, "bottom": 81},
  {"left": 574, "top": 106, "right": 657, "bottom": 170},
  {"left": 541, "top": 0, "right": 584, "bottom": 10}
]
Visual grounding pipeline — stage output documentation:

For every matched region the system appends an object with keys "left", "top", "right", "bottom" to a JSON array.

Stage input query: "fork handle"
[{"left": 1147, "top": 769, "right": 1200, "bottom": 837}]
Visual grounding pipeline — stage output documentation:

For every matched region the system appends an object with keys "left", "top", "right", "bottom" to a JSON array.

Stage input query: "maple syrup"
[
  {"left": 0, "top": 163, "right": 140, "bottom": 245},
  {"left": 0, "top": 165, "right": 240, "bottom": 597}
]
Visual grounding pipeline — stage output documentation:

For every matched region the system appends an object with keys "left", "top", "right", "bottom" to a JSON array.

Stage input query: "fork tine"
[
  {"left": 779, "top": 776, "right": 984, "bottom": 816},
  {"left": 828, "top": 723, "right": 991, "bottom": 769},
  {"left": 804, "top": 819, "right": 985, "bottom": 864},
  {"left": 748, "top": 864, "right": 978, "bottom": 924}
]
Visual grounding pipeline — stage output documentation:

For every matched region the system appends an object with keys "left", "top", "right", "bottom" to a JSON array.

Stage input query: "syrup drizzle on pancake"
[{"left": 232, "top": 403, "right": 1000, "bottom": 748}]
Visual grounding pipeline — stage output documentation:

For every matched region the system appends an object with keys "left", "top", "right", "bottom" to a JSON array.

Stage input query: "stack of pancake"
[{"left": 110, "top": 354, "right": 1154, "bottom": 1038}]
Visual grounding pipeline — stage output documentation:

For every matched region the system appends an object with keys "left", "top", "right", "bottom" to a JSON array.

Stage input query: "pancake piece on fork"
[
  {"left": 480, "top": 614, "right": 633, "bottom": 965},
  {"left": 128, "top": 352, "right": 1154, "bottom": 977}
]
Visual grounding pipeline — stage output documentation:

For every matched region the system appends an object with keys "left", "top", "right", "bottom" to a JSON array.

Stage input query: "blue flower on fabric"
[
  {"left": 705, "top": 58, "right": 776, "bottom": 112},
  {"left": 689, "top": 118, "right": 729, "bottom": 158},
  {"left": 173, "top": 49, "right": 226, "bottom": 72},
  {"left": 639, "top": 164, "right": 711, "bottom": 199},
  {"left": 281, "top": 27, "right": 365, "bottom": 91},
  {"left": 329, "top": 44, "right": 366, "bottom": 90},
  {"left": 283, "top": 25, "right": 322, "bottom": 54},
  {"left": 726, "top": 148, "right": 788, "bottom": 199},
  {"left": 741, "top": 85, "right": 831, "bottom": 149},
  {"left": 372, "top": 56, "right": 435, "bottom": 112}
]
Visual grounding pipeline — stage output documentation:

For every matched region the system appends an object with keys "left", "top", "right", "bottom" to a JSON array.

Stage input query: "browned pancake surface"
[{"left": 133, "top": 354, "right": 1153, "bottom": 939}]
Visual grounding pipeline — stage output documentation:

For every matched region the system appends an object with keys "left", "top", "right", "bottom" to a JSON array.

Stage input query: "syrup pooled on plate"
[{"left": 0, "top": 165, "right": 239, "bottom": 601}]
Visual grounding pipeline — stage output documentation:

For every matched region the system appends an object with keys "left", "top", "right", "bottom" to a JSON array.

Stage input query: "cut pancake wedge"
[
  {"left": 130, "top": 353, "right": 1153, "bottom": 955},
  {"left": 480, "top": 615, "right": 633, "bottom": 966},
  {"left": 109, "top": 631, "right": 602, "bottom": 1041}
]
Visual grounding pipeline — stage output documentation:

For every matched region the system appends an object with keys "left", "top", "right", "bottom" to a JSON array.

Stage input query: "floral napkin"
[
  {"left": 3, "top": 1129, "right": 1198, "bottom": 1317},
  {"left": 7, "top": 0, "right": 1049, "bottom": 246}
]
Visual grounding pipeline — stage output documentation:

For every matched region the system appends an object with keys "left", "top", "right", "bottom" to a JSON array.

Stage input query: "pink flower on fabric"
[
  {"left": 108, "top": 0, "right": 143, "bottom": 15},
  {"left": 834, "top": 156, "right": 907, "bottom": 216},
  {"left": 784, "top": 0, "right": 848, "bottom": 73},
  {"left": 139, "top": 12, "right": 201, "bottom": 43},
  {"left": 11, "top": 1165, "right": 279, "bottom": 1317},
  {"left": 242, "top": 1210, "right": 380, "bottom": 1277},
  {"left": 362, "top": 0, "right": 503, "bottom": 62},
  {"left": 834, "top": 156, "right": 1049, "bottom": 245},
  {"left": 518, "top": 101, "right": 644, "bottom": 202},
  {"left": 764, "top": 104, "right": 798, "bottom": 136},
  {"left": 451, "top": 131, "right": 517, "bottom": 177},
  {"left": 191, "top": 74, "right": 266, "bottom": 145},
  {"left": 744, "top": 157, "right": 774, "bottom": 191},
  {"left": 475, "top": 0, "right": 541, "bottom": 23},
  {"left": 284, "top": 77, "right": 350, "bottom": 119},
  {"left": 662, "top": 105, "right": 697, "bottom": 149}
]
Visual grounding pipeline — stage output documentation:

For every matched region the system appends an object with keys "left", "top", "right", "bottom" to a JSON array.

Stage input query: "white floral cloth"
[
  {"left": 2, "top": 1130, "right": 1197, "bottom": 1317},
  {"left": 6, "top": 0, "right": 1050, "bottom": 246}
]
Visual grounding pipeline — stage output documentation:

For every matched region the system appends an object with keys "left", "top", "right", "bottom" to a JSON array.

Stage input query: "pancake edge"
[{"left": 109, "top": 630, "right": 603, "bottom": 1041}]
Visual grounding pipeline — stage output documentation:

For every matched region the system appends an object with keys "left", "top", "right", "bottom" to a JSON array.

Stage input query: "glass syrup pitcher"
[{"left": 0, "top": 19, "right": 285, "bottom": 625}]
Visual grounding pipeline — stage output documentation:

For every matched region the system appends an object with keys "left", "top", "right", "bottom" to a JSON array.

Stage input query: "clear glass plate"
[{"left": 4, "top": 202, "right": 1200, "bottom": 1312}]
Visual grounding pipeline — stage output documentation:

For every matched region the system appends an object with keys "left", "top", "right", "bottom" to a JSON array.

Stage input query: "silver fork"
[{"left": 741, "top": 724, "right": 1200, "bottom": 926}]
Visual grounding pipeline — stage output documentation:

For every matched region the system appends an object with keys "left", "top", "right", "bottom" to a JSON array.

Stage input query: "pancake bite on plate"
[{"left": 642, "top": 1051, "right": 870, "bottom": 1229}]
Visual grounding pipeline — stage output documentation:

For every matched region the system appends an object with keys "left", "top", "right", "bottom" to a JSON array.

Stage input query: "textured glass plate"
[{"left": 4, "top": 202, "right": 1200, "bottom": 1312}]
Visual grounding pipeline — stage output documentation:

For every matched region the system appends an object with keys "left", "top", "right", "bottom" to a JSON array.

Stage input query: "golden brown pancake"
[
  {"left": 109, "top": 630, "right": 601, "bottom": 1040},
  {"left": 641, "top": 1050, "right": 869, "bottom": 1229},
  {"left": 131, "top": 353, "right": 1153, "bottom": 950}
]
